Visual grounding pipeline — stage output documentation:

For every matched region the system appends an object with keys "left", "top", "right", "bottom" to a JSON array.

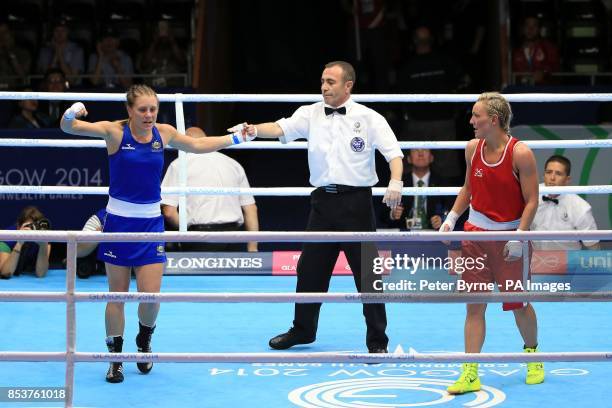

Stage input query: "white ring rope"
[
  {"left": 1, "top": 139, "right": 611, "bottom": 150},
  {"left": 1, "top": 185, "right": 611, "bottom": 196},
  {"left": 0, "top": 230, "right": 609, "bottom": 243},
  {"left": 2, "top": 291, "right": 612, "bottom": 303},
  {"left": 2, "top": 91, "right": 612, "bottom": 103},
  {"left": 0, "top": 351, "right": 610, "bottom": 364}
]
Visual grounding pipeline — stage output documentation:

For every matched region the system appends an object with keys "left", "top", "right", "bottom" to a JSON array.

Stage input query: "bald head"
[{"left": 186, "top": 127, "right": 207, "bottom": 138}]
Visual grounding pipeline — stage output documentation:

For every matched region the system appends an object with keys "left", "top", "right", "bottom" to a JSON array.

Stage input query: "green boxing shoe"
[
  {"left": 524, "top": 346, "right": 545, "bottom": 385},
  {"left": 447, "top": 363, "right": 481, "bottom": 394}
]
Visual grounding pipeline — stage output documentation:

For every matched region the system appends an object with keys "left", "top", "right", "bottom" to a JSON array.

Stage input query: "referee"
[{"left": 239, "top": 61, "right": 403, "bottom": 353}]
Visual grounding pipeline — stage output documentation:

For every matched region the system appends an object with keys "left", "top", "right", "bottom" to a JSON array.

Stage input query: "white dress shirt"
[
  {"left": 412, "top": 172, "right": 430, "bottom": 187},
  {"left": 276, "top": 98, "right": 403, "bottom": 187},
  {"left": 161, "top": 152, "right": 255, "bottom": 225},
  {"left": 531, "top": 185, "right": 599, "bottom": 250}
]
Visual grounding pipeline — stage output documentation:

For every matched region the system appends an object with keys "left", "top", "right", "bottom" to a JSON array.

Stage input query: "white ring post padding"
[
  {"left": 174, "top": 94, "right": 189, "bottom": 233},
  {"left": 2, "top": 91, "right": 612, "bottom": 102},
  {"left": 0, "top": 351, "right": 611, "bottom": 364},
  {"left": 64, "top": 240, "right": 76, "bottom": 408},
  {"left": 0, "top": 230, "right": 609, "bottom": 243},
  {"left": 2, "top": 139, "right": 611, "bottom": 150},
  {"left": 0, "top": 185, "right": 611, "bottom": 196},
  {"left": 1, "top": 291, "right": 612, "bottom": 304}
]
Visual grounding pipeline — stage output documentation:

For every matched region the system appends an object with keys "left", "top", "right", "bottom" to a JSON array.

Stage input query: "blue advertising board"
[{"left": 0, "top": 129, "right": 177, "bottom": 230}]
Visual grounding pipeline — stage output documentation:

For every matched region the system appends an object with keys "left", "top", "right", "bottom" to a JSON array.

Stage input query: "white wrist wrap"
[
  {"left": 63, "top": 102, "right": 85, "bottom": 120},
  {"left": 439, "top": 210, "right": 459, "bottom": 232}
]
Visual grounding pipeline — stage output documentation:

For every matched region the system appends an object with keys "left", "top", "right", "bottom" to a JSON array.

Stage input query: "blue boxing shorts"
[{"left": 98, "top": 212, "right": 166, "bottom": 267}]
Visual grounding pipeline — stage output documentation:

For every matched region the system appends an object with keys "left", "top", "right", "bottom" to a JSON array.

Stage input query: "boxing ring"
[{"left": 1, "top": 91, "right": 612, "bottom": 407}]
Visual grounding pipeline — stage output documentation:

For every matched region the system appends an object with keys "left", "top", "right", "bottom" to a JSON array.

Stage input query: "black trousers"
[
  {"left": 180, "top": 223, "right": 244, "bottom": 252},
  {"left": 293, "top": 187, "right": 388, "bottom": 348}
]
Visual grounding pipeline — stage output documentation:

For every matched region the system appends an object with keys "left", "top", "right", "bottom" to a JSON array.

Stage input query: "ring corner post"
[
  {"left": 522, "top": 240, "right": 530, "bottom": 288},
  {"left": 64, "top": 237, "right": 77, "bottom": 408}
]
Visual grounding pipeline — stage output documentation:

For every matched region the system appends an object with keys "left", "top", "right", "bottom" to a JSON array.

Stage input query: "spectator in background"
[
  {"left": 0, "top": 23, "right": 31, "bottom": 90},
  {"left": 8, "top": 88, "right": 52, "bottom": 128},
  {"left": 531, "top": 155, "right": 600, "bottom": 250},
  {"left": 512, "top": 16, "right": 560, "bottom": 85},
  {"left": 0, "top": 206, "right": 51, "bottom": 279},
  {"left": 397, "top": 25, "right": 464, "bottom": 183},
  {"left": 439, "top": 0, "right": 486, "bottom": 91},
  {"left": 161, "top": 126, "right": 259, "bottom": 252},
  {"left": 38, "top": 68, "right": 70, "bottom": 127},
  {"left": 380, "top": 149, "right": 455, "bottom": 230},
  {"left": 342, "top": 0, "right": 391, "bottom": 92},
  {"left": 88, "top": 27, "right": 134, "bottom": 89},
  {"left": 37, "top": 20, "right": 84, "bottom": 81},
  {"left": 138, "top": 21, "right": 186, "bottom": 88}
]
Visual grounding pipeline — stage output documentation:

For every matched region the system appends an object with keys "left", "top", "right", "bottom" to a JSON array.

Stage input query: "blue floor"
[{"left": 1, "top": 269, "right": 611, "bottom": 407}]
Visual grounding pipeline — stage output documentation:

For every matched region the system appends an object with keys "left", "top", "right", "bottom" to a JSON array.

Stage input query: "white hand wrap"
[
  {"left": 504, "top": 229, "right": 524, "bottom": 259},
  {"left": 63, "top": 102, "right": 85, "bottom": 120},
  {"left": 228, "top": 123, "right": 256, "bottom": 144},
  {"left": 439, "top": 210, "right": 459, "bottom": 232},
  {"left": 227, "top": 123, "right": 245, "bottom": 133},
  {"left": 382, "top": 179, "right": 403, "bottom": 209}
]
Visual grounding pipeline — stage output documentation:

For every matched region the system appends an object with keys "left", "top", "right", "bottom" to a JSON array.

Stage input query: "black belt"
[
  {"left": 188, "top": 222, "right": 241, "bottom": 231},
  {"left": 317, "top": 184, "right": 370, "bottom": 194}
]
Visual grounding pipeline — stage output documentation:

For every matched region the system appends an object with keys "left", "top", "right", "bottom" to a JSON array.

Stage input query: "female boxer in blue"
[{"left": 61, "top": 84, "right": 252, "bottom": 383}]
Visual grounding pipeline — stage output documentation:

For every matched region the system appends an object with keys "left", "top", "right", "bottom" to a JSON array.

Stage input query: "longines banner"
[
  {"left": 165, "top": 251, "right": 367, "bottom": 276},
  {"left": 165, "top": 252, "right": 272, "bottom": 275}
]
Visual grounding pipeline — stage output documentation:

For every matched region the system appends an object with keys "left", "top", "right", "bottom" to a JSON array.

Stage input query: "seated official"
[
  {"left": 74, "top": 208, "right": 107, "bottom": 278},
  {"left": 380, "top": 149, "right": 454, "bottom": 230},
  {"left": 0, "top": 206, "right": 51, "bottom": 278},
  {"left": 161, "top": 126, "right": 259, "bottom": 252},
  {"left": 531, "top": 155, "right": 600, "bottom": 250}
]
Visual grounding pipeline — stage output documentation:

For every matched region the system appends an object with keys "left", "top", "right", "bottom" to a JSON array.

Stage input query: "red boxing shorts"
[{"left": 459, "top": 221, "right": 532, "bottom": 311}]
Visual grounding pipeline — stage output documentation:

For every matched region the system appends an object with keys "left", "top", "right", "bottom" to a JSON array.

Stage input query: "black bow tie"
[
  {"left": 325, "top": 106, "right": 346, "bottom": 116},
  {"left": 542, "top": 196, "right": 559, "bottom": 205}
]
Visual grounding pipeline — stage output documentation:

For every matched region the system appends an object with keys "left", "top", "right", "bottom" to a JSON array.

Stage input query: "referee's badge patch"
[{"left": 351, "top": 137, "right": 365, "bottom": 152}]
